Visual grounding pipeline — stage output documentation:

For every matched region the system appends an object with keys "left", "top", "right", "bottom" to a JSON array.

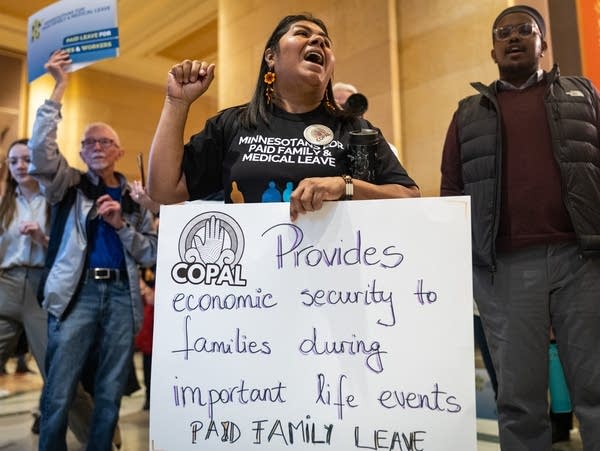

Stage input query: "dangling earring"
[
  {"left": 264, "top": 70, "right": 276, "bottom": 104},
  {"left": 323, "top": 89, "right": 335, "bottom": 112}
]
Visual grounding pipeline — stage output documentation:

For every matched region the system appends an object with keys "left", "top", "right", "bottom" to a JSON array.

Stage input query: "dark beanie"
[{"left": 492, "top": 5, "right": 546, "bottom": 39}]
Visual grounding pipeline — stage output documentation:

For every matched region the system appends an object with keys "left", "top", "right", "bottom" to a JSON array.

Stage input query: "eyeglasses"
[
  {"left": 81, "top": 138, "right": 116, "bottom": 149},
  {"left": 493, "top": 22, "right": 538, "bottom": 41}
]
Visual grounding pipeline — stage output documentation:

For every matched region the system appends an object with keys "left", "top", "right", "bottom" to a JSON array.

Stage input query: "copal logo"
[{"left": 172, "top": 212, "right": 247, "bottom": 286}]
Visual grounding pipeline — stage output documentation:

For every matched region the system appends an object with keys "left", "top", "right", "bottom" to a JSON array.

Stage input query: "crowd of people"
[{"left": 0, "top": 5, "right": 599, "bottom": 451}]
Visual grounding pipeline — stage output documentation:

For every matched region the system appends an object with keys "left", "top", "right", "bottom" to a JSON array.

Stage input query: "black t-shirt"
[{"left": 183, "top": 104, "right": 416, "bottom": 203}]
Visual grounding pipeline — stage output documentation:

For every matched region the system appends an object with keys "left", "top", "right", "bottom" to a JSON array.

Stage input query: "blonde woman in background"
[
  {"left": 0, "top": 139, "right": 109, "bottom": 447},
  {"left": 0, "top": 138, "right": 49, "bottom": 381}
]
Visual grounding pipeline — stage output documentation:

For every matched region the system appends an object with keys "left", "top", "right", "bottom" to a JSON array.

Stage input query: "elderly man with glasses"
[
  {"left": 29, "top": 49, "right": 158, "bottom": 451},
  {"left": 441, "top": 5, "right": 600, "bottom": 451}
]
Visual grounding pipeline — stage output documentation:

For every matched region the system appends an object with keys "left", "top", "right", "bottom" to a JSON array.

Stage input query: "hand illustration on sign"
[
  {"left": 186, "top": 215, "right": 234, "bottom": 265},
  {"left": 193, "top": 215, "right": 224, "bottom": 264}
]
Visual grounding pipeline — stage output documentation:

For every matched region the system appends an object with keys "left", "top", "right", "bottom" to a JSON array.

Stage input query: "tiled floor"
[
  {"left": 0, "top": 354, "right": 584, "bottom": 451},
  {"left": 0, "top": 356, "right": 149, "bottom": 451}
]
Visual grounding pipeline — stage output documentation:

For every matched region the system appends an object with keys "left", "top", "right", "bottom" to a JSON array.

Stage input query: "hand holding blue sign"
[
  {"left": 45, "top": 50, "right": 72, "bottom": 78},
  {"left": 28, "top": 0, "right": 119, "bottom": 82}
]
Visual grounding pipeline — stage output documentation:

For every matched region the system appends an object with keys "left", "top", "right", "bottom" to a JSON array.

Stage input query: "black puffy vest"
[{"left": 456, "top": 65, "right": 600, "bottom": 269}]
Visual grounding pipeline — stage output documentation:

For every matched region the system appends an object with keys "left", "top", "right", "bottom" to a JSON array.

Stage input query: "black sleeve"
[
  {"left": 593, "top": 84, "right": 600, "bottom": 147},
  {"left": 182, "top": 108, "right": 241, "bottom": 201},
  {"left": 440, "top": 112, "right": 464, "bottom": 197}
]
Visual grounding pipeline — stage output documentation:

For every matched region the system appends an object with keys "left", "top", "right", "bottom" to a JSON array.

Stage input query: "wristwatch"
[{"left": 341, "top": 175, "right": 353, "bottom": 200}]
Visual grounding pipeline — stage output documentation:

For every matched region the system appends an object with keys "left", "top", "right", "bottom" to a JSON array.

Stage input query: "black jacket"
[{"left": 456, "top": 65, "right": 600, "bottom": 269}]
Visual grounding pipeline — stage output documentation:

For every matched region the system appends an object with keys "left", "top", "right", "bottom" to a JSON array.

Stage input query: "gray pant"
[
  {"left": 474, "top": 243, "right": 600, "bottom": 451},
  {"left": 0, "top": 267, "right": 47, "bottom": 376},
  {"left": 0, "top": 266, "right": 93, "bottom": 444}
]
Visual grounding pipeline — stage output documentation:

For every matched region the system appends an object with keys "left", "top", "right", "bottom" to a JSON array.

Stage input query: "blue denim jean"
[{"left": 39, "top": 277, "right": 134, "bottom": 451}]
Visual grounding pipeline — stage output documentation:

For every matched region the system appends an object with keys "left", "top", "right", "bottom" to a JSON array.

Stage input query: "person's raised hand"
[
  {"left": 166, "top": 60, "right": 215, "bottom": 106},
  {"left": 128, "top": 180, "right": 160, "bottom": 214},
  {"left": 44, "top": 49, "right": 72, "bottom": 85}
]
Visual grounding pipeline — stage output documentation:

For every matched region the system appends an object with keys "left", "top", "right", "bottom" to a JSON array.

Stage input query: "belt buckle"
[{"left": 93, "top": 268, "right": 111, "bottom": 280}]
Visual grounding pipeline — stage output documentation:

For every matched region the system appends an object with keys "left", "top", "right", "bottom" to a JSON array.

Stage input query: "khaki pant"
[{"left": 0, "top": 266, "right": 95, "bottom": 444}]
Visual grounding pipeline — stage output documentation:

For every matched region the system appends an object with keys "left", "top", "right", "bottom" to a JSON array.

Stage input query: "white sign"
[
  {"left": 27, "top": 0, "right": 119, "bottom": 82},
  {"left": 150, "top": 197, "right": 476, "bottom": 450}
]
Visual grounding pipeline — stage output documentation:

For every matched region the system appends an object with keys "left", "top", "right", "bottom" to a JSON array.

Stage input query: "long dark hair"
[{"left": 240, "top": 13, "right": 344, "bottom": 129}]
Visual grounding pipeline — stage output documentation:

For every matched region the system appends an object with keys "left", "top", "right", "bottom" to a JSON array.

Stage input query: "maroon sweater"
[{"left": 441, "top": 79, "right": 576, "bottom": 252}]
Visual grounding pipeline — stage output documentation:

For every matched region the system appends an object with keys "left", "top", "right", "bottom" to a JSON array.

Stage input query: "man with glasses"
[
  {"left": 440, "top": 5, "right": 600, "bottom": 450},
  {"left": 29, "top": 49, "right": 158, "bottom": 451}
]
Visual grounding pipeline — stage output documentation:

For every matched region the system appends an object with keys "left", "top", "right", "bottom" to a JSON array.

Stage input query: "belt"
[{"left": 86, "top": 268, "right": 127, "bottom": 282}]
